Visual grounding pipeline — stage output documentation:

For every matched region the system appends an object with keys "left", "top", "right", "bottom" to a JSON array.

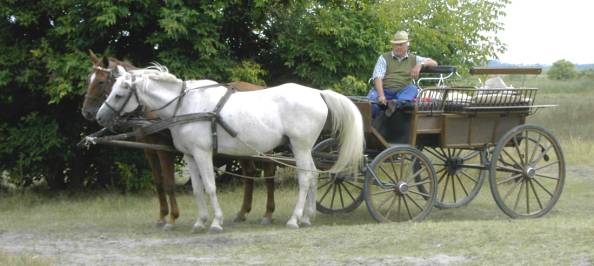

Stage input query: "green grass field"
[{"left": 1, "top": 75, "right": 593, "bottom": 265}]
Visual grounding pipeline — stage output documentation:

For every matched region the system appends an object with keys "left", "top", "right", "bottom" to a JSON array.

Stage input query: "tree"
[
  {"left": 0, "top": 0, "right": 509, "bottom": 191},
  {"left": 548, "top": 59, "right": 578, "bottom": 80}
]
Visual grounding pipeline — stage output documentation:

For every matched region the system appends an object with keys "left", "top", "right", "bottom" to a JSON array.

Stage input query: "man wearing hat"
[{"left": 368, "top": 30, "right": 438, "bottom": 117}]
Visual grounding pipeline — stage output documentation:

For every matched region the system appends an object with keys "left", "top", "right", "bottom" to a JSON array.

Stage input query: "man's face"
[{"left": 392, "top": 42, "right": 409, "bottom": 57}]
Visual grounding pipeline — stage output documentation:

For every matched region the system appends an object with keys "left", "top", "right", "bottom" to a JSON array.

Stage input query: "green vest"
[{"left": 382, "top": 52, "right": 417, "bottom": 91}]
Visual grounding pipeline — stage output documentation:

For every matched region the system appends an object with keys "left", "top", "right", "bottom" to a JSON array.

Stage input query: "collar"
[{"left": 391, "top": 51, "right": 409, "bottom": 61}]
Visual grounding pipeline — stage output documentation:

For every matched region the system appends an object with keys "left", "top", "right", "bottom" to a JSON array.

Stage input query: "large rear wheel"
[
  {"left": 489, "top": 125, "right": 565, "bottom": 218},
  {"left": 364, "top": 145, "right": 437, "bottom": 222}
]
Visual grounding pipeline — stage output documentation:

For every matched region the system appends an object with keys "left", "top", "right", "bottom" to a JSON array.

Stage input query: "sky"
[{"left": 497, "top": 0, "right": 594, "bottom": 65}]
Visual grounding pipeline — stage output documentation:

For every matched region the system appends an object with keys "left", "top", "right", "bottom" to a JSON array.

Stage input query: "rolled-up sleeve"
[{"left": 371, "top": 55, "right": 386, "bottom": 80}]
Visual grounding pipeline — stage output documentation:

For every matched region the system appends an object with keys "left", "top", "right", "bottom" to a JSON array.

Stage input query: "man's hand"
[
  {"left": 378, "top": 95, "right": 387, "bottom": 105},
  {"left": 411, "top": 63, "right": 423, "bottom": 80}
]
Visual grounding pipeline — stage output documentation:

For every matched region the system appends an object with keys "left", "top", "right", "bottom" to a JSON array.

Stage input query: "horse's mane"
[
  {"left": 132, "top": 63, "right": 182, "bottom": 83},
  {"left": 107, "top": 57, "right": 137, "bottom": 70}
]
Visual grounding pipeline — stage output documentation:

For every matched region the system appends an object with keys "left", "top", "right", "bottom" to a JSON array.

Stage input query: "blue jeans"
[{"left": 367, "top": 84, "right": 418, "bottom": 118}]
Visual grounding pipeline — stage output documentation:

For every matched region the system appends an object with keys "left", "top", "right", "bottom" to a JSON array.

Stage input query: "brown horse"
[{"left": 82, "top": 51, "right": 276, "bottom": 229}]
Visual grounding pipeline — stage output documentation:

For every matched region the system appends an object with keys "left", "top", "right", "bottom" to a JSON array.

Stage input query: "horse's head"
[
  {"left": 96, "top": 66, "right": 141, "bottom": 128},
  {"left": 82, "top": 50, "right": 116, "bottom": 120}
]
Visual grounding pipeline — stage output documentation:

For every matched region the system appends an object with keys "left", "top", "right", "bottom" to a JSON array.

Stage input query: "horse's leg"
[
  {"left": 302, "top": 158, "right": 319, "bottom": 227},
  {"left": 144, "top": 148, "right": 168, "bottom": 227},
  {"left": 287, "top": 148, "right": 315, "bottom": 229},
  {"left": 234, "top": 160, "right": 254, "bottom": 222},
  {"left": 158, "top": 151, "right": 179, "bottom": 231},
  {"left": 191, "top": 151, "right": 224, "bottom": 233},
  {"left": 261, "top": 162, "right": 276, "bottom": 225},
  {"left": 184, "top": 154, "right": 209, "bottom": 233}
]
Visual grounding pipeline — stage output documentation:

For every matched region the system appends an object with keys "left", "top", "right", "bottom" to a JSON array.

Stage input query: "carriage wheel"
[
  {"left": 364, "top": 145, "right": 437, "bottom": 222},
  {"left": 313, "top": 138, "right": 364, "bottom": 214},
  {"left": 420, "top": 147, "right": 486, "bottom": 209},
  {"left": 489, "top": 125, "right": 565, "bottom": 218}
]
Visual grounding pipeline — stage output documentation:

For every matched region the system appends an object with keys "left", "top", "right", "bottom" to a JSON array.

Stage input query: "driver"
[{"left": 368, "top": 31, "right": 438, "bottom": 117}]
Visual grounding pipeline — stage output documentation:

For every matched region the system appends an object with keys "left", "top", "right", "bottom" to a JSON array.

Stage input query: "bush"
[{"left": 548, "top": 59, "right": 577, "bottom": 80}]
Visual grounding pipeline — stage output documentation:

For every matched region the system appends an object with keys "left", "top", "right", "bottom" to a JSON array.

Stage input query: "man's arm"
[
  {"left": 374, "top": 78, "right": 386, "bottom": 105},
  {"left": 372, "top": 56, "right": 387, "bottom": 105},
  {"left": 411, "top": 58, "right": 438, "bottom": 80}
]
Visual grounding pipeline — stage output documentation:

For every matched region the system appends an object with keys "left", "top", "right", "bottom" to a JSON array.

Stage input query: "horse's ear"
[
  {"left": 116, "top": 65, "right": 127, "bottom": 76},
  {"left": 89, "top": 50, "right": 100, "bottom": 64},
  {"left": 101, "top": 56, "right": 110, "bottom": 68}
]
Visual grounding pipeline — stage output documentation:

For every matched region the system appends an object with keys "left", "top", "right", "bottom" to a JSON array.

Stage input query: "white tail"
[{"left": 320, "top": 90, "right": 365, "bottom": 175}]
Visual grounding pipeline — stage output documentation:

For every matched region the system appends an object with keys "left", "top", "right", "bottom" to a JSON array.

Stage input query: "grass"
[{"left": 1, "top": 75, "right": 593, "bottom": 265}]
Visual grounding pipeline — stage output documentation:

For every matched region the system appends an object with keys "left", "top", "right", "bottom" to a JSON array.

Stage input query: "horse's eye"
[
  {"left": 98, "top": 80, "right": 105, "bottom": 85},
  {"left": 115, "top": 94, "right": 123, "bottom": 100}
]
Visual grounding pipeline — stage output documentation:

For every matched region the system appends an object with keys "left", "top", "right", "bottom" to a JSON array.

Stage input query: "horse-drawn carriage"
[
  {"left": 85, "top": 61, "right": 564, "bottom": 231},
  {"left": 313, "top": 66, "right": 565, "bottom": 222}
]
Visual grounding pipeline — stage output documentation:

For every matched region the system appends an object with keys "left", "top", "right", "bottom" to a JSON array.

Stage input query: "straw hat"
[{"left": 390, "top": 31, "right": 410, "bottom": 44}]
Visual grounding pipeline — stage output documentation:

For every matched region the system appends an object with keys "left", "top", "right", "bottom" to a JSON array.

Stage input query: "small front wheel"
[
  {"left": 313, "top": 138, "right": 364, "bottom": 214},
  {"left": 364, "top": 145, "right": 437, "bottom": 222}
]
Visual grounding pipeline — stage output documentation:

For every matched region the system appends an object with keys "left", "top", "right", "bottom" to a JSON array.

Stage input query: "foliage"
[
  {"left": 548, "top": 59, "right": 578, "bottom": 80},
  {"left": 377, "top": 0, "right": 509, "bottom": 72},
  {"left": 0, "top": 0, "right": 509, "bottom": 191}
]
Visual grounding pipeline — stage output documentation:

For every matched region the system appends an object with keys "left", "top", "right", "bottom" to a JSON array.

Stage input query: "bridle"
[
  {"left": 84, "top": 65, "right": 116, "bottom": 104},
  {"left": 102, "top": 74, "right": 142, "bottom": 118}
]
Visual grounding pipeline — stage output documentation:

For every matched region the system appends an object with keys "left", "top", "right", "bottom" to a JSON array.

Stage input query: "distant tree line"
[
  {"left": 547, "top": 59, "right": 594, "bottom": 80},
  {"left": 0, "top": 0, "right": 509, "bottom": 191}
]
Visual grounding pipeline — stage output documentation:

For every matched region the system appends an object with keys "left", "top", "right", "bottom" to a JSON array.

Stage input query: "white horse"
[{"left": 96, "top": 65, "right": 364, "bottom": 232}]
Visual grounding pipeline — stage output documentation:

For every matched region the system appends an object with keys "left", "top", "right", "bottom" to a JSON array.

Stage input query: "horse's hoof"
[
  {"left": 209, "top": 225, "right": 223, "bottom": 233},
  {"left": 286, "top": 221, "right": 299, "bottom": 229},
  {"left": 260, "top": 217, "right": 272, "bottom": 225},
  {"left": 301, "top": 221, "right": 312, "bottom": 227},
  {"left": 155, "top": 220, "right": 166, "bottom": 228},
  {"left": 163, "top": 223, "right": 175, "bottom": 231},
  {"left": 191, "top": 224, "right": 205, "bottom": 233},
  {"left": 234, "top": 214, "right": 246, "bottom": 223}
]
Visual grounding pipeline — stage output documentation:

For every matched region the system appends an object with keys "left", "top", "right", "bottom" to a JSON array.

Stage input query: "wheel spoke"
[
  {"left": 502, "top": 179, "right": 522, "bottom": 202},
  {"left": 440, "top": 174, "right": 451, "bottom": 202},
  {"left": 378, "top": 164, "right": 398, "bottom": 184},
  {"left": 426, "top": 148, "right": 446, "bottom": 161},
  {"left": 319, "top": 180, "right": 334, "bottom": 202},
  {"left": 330, "top": 182, "right": 337, "bottom": 209},
  {"left": 532, "top": 178, "right": 555, "bottom": 197},
  {"left": 524, "top": 131, "right": 530, "bottom": 166},
  {"left": 408, "top": 189, "right": 431, "bottom": 198},
  {"left": 408, "top": 178, "right": 432, "bottom": 187},
  {"left": 525, "top": 177, "right": 530, "bottom": 213},
  {"left": 497, "top": 173, "right": 523, "bottom": 185},
  {"left": 405, "top": 194, "right": 424, "bottom": 211},
  {"left": 528, "top": 179, "right": 544, "bottom": 210},
  {"left": 528, "top": 134, "right": 543, "bottom": 163},
  {"left": 377, "top": 193, "right": 395, "bottom": 210},
  {"left": 372, "top": 189, "right": 394, "bottom": 196},
  {"left": 502, "top": 148, "right": 523, "bottom": 169},
  {"left": 496, "top": 165, "right": 523, "bottom": 174},
  {"left": 340, "top": 182, "right": 357, "bottom": 203},
  {"left": 513, "top": 180, "right": 525, "bottom": 212},
  {"left": 512, "top": 133, "right": 524, "bottom": 165},
  {"left": 458, "top": 169, "right": 478, "bottom": 184},
  {"left": 402, "top": 196, "right": 413, "bottom": 220},
  {"left": 534, "top": 173, "right": 560, "bottom": 180},
  {"left": 530, "top": 144, "right": 553, "bottom": 165},
  {"left": 344, "top": 180, "right": 364, "bottom": 191},
  {"left": 535, "top": 160, "right": 559, "bottom": 171},
  {"left": 405, "top": 166, "right": 426, "bottom": 183},
  {"left": 318, "top": 179, "right": 333, "bottom": 190},
  {"left": 383, "top": 196, "right": 398, "bottom": 220},
  {"left": 455, "top": 173, "right": 470, "bottom": 197},
  {"left": 389, "top": 155, "right": 400, "bottom": 181},
  {"left": 338, "top": 182, "right": 345, "bottom": 209}
]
